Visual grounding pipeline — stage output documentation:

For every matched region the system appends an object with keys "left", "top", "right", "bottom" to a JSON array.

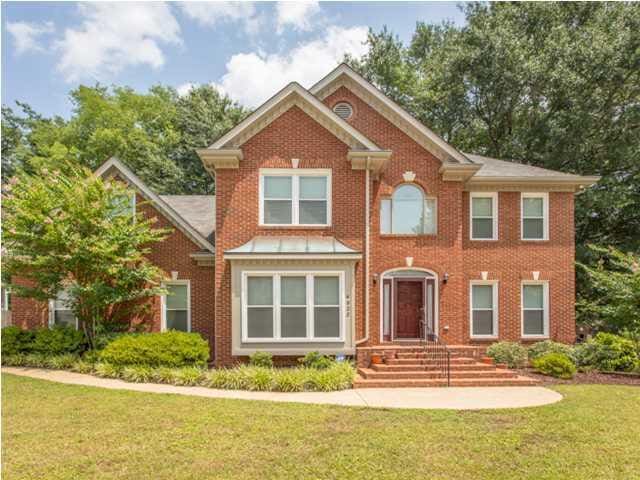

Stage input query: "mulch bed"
[{"left": 516, "top": 368, "right": 640, "bottom": 386}]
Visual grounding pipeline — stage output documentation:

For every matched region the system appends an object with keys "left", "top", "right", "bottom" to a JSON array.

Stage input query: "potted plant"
[{"left": 370, "top": 353, "right": 383, "bottom": 365}]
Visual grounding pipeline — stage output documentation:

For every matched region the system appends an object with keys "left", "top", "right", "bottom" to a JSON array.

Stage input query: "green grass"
[{"left": 2, "top": 374, "right": 639, "bottom": 480}]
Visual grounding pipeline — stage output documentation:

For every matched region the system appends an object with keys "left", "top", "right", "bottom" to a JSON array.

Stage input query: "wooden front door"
[{"left": 394, "top": 279, "right": 424, "bottom": 338}]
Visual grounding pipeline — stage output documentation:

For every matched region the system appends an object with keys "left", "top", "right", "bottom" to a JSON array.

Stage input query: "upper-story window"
[
  {"left": 380, "top": 184, "right": 436, "bottom": 235},
  {"left": 470, "top": 192, "right": 498, "bottom": 240},
  {"left": 108, "top": 192, "right": 136, "bottom": 219},
  {"left": 521, "top": 193, "right": 548, "bottom": 240},
  {"left": 260, "top": 169, "right": 331, "bottom": 226}
]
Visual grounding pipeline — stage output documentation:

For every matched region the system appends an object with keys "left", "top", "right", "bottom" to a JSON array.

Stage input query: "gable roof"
[
  {"left": 95, "top": 158, "right": 215, "bottom": 253},
  {"left": 208, "top": 82, "right": 381, "bottom": 151},
  {"left": 310, "top": 63, "right": 472, "bottom": 164},
  {"left": 160, "top": 195, "right": 215, "bottom": 243}
]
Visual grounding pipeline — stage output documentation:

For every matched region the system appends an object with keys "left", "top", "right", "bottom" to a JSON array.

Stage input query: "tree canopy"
[{"left": 2, "top": 84, "right": 248, "bottom": 195}]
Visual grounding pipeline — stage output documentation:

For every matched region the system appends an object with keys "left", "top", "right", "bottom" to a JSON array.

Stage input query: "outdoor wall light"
[
  {"left": 372, "top": 273, "right": 378, "bottom": 284},
  {"left": 443, "top": 273, "right": 449, "bottom": 284}
]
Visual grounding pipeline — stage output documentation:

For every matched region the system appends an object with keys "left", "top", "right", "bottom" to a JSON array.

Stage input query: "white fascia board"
[
  {"left": 310, "top": 64, "right": 471, "bottom": 164},
  {"left": 95, "top": 157, "right": 215, "bottom": 253},
  {"left": 209, "top": 82, "right": 380, "bottom": 151}
]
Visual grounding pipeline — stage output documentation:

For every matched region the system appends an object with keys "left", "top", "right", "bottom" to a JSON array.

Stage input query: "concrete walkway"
[{"left": 2, "top": 367, "right": 563, "bottom": 410}]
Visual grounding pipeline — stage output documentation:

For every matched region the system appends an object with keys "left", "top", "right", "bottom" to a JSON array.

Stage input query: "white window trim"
[
  {"left": 470, "top": 192, "right": 498, "bottom": 241},
  {"left": 161, "top": 280, "right": 191, "bottom": 332},
  {"left": 521, "top": 192, "right": 549, "bottom": 241},
  {"left": 521, "top": 280, "right": 550, "bottom": 339},
  {"left": 380, "top": 185, "right": 438, "bottom": 235},
  {"left": 48, "top": 295, "right": 79, "bottom": 330},
  {"left": 469, "top": 280, "right": 499, "bottom": 339},
  {"left": 259, "top": 168, "right": 332, "bottom": 227},
  {"left": 241, "top": 271, "right": 345, "bottom": 343},
  {"left": 2, "top": 286, "right": 10, "bottom": 312}
]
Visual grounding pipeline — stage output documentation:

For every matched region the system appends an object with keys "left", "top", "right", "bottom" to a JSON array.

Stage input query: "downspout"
[{"left": 355, "top": 158, "right": 370, "bottom": 345}]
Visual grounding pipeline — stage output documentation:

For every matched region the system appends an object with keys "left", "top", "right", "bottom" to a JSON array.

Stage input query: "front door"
[{"left": 394, "top": 279, "right": 424, "bottom": 338}]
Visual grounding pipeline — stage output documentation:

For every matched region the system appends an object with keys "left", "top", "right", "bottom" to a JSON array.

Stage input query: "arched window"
[{"left": 380, "top": 184, "right": 437, "bottom": 235}]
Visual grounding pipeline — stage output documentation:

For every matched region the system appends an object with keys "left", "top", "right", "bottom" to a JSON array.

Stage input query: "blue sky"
[{"left": 2, "top": 2, "right": 466, "bottom": 118}]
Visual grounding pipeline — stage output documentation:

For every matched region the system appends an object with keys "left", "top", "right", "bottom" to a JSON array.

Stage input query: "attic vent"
[{"left": 333, "top": 102, "right": 353, "bottom": 120}]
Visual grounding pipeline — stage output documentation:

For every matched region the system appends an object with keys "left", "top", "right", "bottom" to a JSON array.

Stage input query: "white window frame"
[
  {"left": 469, "top": 280, "right": 499, "bottom": 339},
  {"left": 380, "top": 184, "right": 438, "bottom": 235},
  {"left": 259, "top": 169, "right": 332, "bottom": 227},
  {"left": 470, "top": 192, "right": 498, "bottom": 240},
  {"left": 241, "top": 271, "right": 345, "bottom": 343},
  {"left": 521, "top": 192, "right": 549, "bottom": 241},
  {"left": 521, "top": 280, "right": 549, "bottom": 339},
  {"left": 48, "top": 292, "right": 79, "bottom": 330},
  {"left": 161, "top": 280, "right": 191, "bottom": 332}
]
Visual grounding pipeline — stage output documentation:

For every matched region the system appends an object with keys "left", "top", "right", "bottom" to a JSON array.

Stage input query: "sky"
[{"left": 2, "top": 1, "right": 467, "bottom": 118}]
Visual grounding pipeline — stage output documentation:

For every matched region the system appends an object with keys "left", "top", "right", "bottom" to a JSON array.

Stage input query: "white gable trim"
[
  {"left": 207, "top": 82, "right": 381, "bottom": 151},
  {"left": 95, "top": 158, "right": 215, "bottom": 253},
  {"left": 310, "top": 63, "right": 471, "bottom": 164}
]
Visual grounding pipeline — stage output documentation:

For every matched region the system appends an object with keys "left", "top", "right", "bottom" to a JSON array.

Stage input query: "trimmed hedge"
[
  {"left": 486, "top": 341, "right": 528, "bottom": 368},
  {"left": 99, "top": 331, "right": 210, "bottom": 367},
  {"left": 1, "top": 326, "right": 84, "bottom": 356},
  {"left": 528, "top": 340, "right": 573, "bottom": 361},
  {"left": 532, "top": 353, "right": 576, "bottom": 379}
]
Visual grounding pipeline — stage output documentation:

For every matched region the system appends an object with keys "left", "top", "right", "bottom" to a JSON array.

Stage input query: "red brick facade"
[{"left": 9, "top": 71, "right": 581, "bottom": 365}]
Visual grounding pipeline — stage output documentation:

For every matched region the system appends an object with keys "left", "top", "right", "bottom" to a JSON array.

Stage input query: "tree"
[
  {"left": 2, "top": 145, "right": 171, "bottom": 348},
  {"left": 578, "top": 246, "right": 640, "bottom": 335},
  {"left": 2, "top": 84, "right": 248, "bottom": 195}
]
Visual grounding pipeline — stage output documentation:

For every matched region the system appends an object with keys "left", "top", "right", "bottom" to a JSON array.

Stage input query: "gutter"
[{"left": 356, "top": 159, "right": 371, "bottom": 346}]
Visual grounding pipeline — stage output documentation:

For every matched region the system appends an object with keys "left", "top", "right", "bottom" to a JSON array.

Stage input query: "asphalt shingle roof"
[{"left": 160, "top": 195, "right": 215, "bottom": 243}]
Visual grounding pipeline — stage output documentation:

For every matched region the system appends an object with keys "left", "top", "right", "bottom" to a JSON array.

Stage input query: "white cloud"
[
  {"left": 276, "top": 1, "right": 320, "bottom": 33},
  {"left": 176, "top": 82, "right": 197, "bottom": 97},
  {"left": 179, "top": 2, "right": 262, "bottom": 35},
  {"left": 213, "top": 26, "right": 368, "bottom": 107},
  {"left": 6, "top": 21, "right": 54, "bottom": 55},
  {"left": 56, "top": 2, "right": 181, "bottom": 82}
]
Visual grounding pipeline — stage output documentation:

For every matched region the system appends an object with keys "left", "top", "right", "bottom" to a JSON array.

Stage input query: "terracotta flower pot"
[
  {"left": 370, "top": 354, "right": 383, "bottom": 365},
  {"left": 480, "top": 356, "right": 494, "bottom": 365}
]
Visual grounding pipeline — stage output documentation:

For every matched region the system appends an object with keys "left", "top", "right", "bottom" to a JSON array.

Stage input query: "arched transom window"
[{"left": 380, "top": 184, "right": 437, "bottom": 235}]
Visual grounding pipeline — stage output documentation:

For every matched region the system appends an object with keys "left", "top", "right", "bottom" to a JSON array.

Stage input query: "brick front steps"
[{"left": 354, "top": 347, "right": 539, "bottom": 388}]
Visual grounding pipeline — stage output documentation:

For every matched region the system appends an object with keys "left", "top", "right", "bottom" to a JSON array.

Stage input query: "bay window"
[
  {"left": 260, "top": 170, "right": 331, "bottom": 226},
  {"left": 242, "top": 272, "right": 343, "bottom": 342}
]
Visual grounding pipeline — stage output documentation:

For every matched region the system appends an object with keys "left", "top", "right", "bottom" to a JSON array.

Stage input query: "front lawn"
[{"left": 2, "top": 374, "right": 639, "bottom": 480}]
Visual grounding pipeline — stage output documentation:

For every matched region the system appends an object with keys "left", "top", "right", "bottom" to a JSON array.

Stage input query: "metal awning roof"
[{"left": 224, "top": 236, "right": 361, "bottom": 260}]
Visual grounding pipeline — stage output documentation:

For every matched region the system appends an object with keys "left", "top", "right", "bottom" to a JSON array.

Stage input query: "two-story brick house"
[{"left": 10, "top": 64, "right": 598, "bottom": 385}]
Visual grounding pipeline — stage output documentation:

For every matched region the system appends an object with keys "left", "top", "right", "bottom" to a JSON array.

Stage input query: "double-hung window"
[
  {"left": 470, "top": 281, "right": 498, "bottom": 338},
  {"left": 162, "top": 282, "right": 191, "bottom": 332},
  {"left": 49, "top": 291, "right": 77, "bottom": 329},
  {"left": 243, "top": 272, "right": 343, "bottom": 342},
  {"left": 521, "top": 193, "right": 548, "bottom": 240},
  {"left": 522, "top": 282, "right": 549, "bottom": 337},
  {"left": 260, "top": 170, "right": 331, "bottom": 226},
  {"left": 470, "top": 192, "right": 498, "bottom": 240}
]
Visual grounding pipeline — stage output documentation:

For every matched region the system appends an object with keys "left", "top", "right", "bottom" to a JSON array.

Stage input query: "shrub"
[
  {"left": 46, "top": 353, "right": 79, "bottom": 370},
  {"left": 94, "top": 362, "right": 121, "bottom": 378},
  {"left": 272, "top": 369, "right": 306, "bottom": 392},
  {"left": 32, "top": 326, "right": 85, "bottom": 355},
  {"left": 298, "top": 351, "right": 334, "bottom": 370},
  {"left": 573, "top": 332, "right": 638, "bottom": 372},
  {"left": 2, "top": 354, "right": 27, "bottom": 366},
  {"left": 71, "top": 360, "right": 94, "bottom": 374},
  {"left": 486, "top": 342, "right": 528, "bottom": 368},
  {"left": 99, "top": 331, "right": 209, "bottom": 367},
  {"left": 249, "top": 351, "right": 273, "bottom": 368},
  {"left": 120, "top": 365, "right": 154, "bottom": 383},
  {"left": 306, "top": 362, "right": 355, "bottom": 391},
  {"left": 204, "top": 368, "right": 239, "bottom": 389},
  {"left": 23, "top": 353, "right": 49, "bottom": 368},
  {"left": 152, "top": 367, "right": 178, "bottom": 384},
  {"left": 532, "top": 353, "right": 576, "bottom": 379},
  {"left": 1, "top": 326, "right": 34, "bottom": 355},
  {"left": 528, "top": 340, "right": 574, "bottom": 361},
  {"left": 171, "top": 367, "right": 206, "bottom": 386}
]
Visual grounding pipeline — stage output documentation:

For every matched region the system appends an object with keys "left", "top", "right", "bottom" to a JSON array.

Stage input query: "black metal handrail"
[{"left": 420, "top": 320, "right": 451, "bottom": 386}]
